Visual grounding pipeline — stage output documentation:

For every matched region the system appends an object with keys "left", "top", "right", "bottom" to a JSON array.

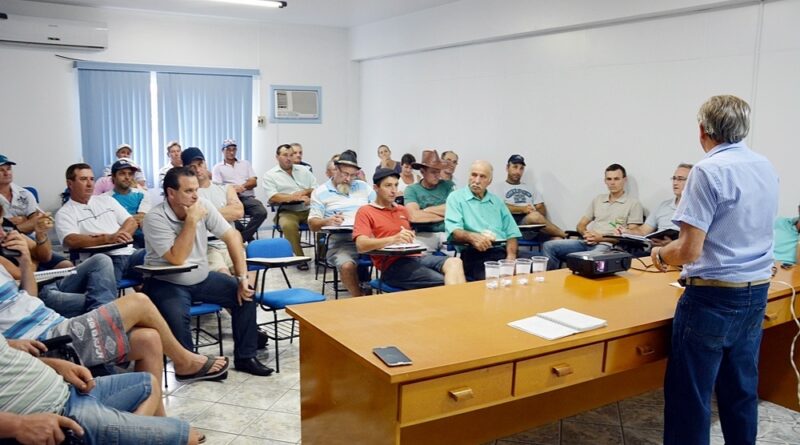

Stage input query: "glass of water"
[
  {"left": 499, "top": 259, "right": 515, "bottom": 287},
  {"left": 531, "top": 256, "right": 548, "bottom": 282},
  {"left": 484, "top": 261, "right": 500, "bottom": 289},
  {"left": 515, "top": 258, "right": 532, "bottom": 285}
]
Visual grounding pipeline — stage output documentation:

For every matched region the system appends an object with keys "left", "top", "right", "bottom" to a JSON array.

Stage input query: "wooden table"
[{"left": 287, "top": 264, "right": 800, "bottom": 445}]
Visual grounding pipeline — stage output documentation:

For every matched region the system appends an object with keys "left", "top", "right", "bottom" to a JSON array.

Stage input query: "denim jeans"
[
  {"left": 663, "top": 283, "right": 769, "bottom": 445},
  {"left": 541, "top": 239, "right": 610, "bottom": 270},
  {"left": 63, "top": 372, "right": 189, "bottom": 445},
  {"left": 143, "top": 271, "right": 258, "bottom": 360},
  {"left": 110, "top": 249, "right": 146, "bottom": 283},
  {"left": 39, "top": 254, "right": 117, "bottom": 318}
]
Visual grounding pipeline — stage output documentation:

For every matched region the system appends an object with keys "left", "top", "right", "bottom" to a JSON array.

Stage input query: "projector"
[{"left": 565, "top": 250, "right": 632, "bottom": 277}]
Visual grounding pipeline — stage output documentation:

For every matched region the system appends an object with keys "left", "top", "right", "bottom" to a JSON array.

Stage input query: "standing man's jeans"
[
  {"left": 237, "top": 195, "right": 267, "bottom": 242},
  {"left": 39, "top": 254, "right": 117, "bottom": 318},
  {"left": 63, "top": 372, "right": 190, "bottom": 444},
  {"left": 109, "top": 249, "right": 146, "bottom": 283},
  {"left": 664, "top": 282, "right": 769, "bottom": 445},
  {"left": 143, "top": 271, "right": 258, "bottom": 360},
  {"left": 541, "top": 239, "right": 610, "bottom": 270},
  {"left": 276, "top": 209, "right": 310, "bottom": 256}
]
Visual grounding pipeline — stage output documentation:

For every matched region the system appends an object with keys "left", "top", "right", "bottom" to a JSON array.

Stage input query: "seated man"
[
  {"left": 440, "top": 150, "right": 459, "bottom": 187},
  {"left": 404, "top": 150, "right": 453, "bottom": 251},
  {"left": 445, "top": 160, "right": 521, "bottom": 281},
  {"left": 774, "top": 205, "right": 800, "bottom": 265},
  {"left": 291, "top": 142, "right": 313, "bottom": 172},
  {"left": 500, "top": 154, "right": 566, "bottom": 239},
  {"left": 0, "top": 229, "right": 229, "bottom": 386},
  {"left": 55, "top": 163, "right": 145, "bottom": 282},
  {"left": 542, "top": 163, "right": 644, "bottom": 270},
  {"left": 0, "top": 333, "right": 205, "bottom": 445},
  {"left": 0, "top": 154, "right": 48, "bottom": 235},
  {"left": 143, "top": 167, "right": 272, "bottom": 376},
  {"left": 159, "top": 140, "right": 183, "bottom": 187},
  {"left": 618, "top": 163, "right": 693, "bottom": 247},
  {"left": 182, "top": 147, "right": 244, "bottom": 275},
  {"left": 308, "top": 151, "right": 375, "bottom": 297},
  {"left": 212, "top": 139, "right": 267, "bottom": 242},
  {"left": 105, "top": 159, "right": 151, "bottom": 248},
  {"left": 97, "top": 144, "right": 147, "bottom": 193},
  {"left": 353, "top": 168, "right": 465, "bottom": 290},
  {"left": 263, "top": 144, "right": 318, "bottom": 265}
]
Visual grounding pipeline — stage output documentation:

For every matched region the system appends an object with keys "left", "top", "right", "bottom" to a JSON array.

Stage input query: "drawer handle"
[
  {"left": 448, "top": 387, "right": 474, "bottom": 402},
  {"left": 764, "top": 312, "right": 779, "bottom": 321},
  {"left": 551, "top": 363, "right": 574, "bottom": 377},
  {"left": 636, "top": 345, "right": 656, "bottom": 356}
]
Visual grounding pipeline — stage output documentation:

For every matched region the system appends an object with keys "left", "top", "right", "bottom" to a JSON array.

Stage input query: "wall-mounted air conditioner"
[
  {"left": 0, "top": 13, "right": 107, "bottom": 50},
  {"left": 271, "top": 85, "right": 322, "bottom": 124}
]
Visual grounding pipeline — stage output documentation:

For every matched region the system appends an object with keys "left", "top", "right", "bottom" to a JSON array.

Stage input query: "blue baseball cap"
[
  {"left": 507, "top": 154, "right": 526, "bottom": 166},
  {"left": 111, "top": 158, "right": 140, "bottom": 174},
  {"left": 0, "top": 155, "right": 16, "bottom": 166},
  {"left": 181, "top": 147, "right": 205, "bottom": 166}
]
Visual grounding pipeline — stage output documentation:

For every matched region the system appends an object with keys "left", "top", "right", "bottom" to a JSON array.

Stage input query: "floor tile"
[
  {"left": 563, "top": 403, "right": 620, "bottom": 426},
  {"left": 171, "top": 378, "right": 242, "bottom": 403},
  {"left": 230, "top": 436, "right": 296, "bottom": 445},
  {"left": 191, "top": 403, "right": 265, "bottom": 435},
  {"left": 163, "top": 395, "right": 214, "bottom": 422},
  {"left": 560, "top": 422, "right": 623, "bottom": 445},
  {"left": 622, "top": 427, "right": 662, "bottom": 445},
  {"left": 196, "top": 428, "right": 238, "bottom": 445},
  {"left": 241, "top": 411, "right": 301, "bottom": 443},
  {"left": 500, "top": 421, "right": 559, "bottom": 444},
  {"left": 619, "top": 399, "right": 664, "bottom": 430},
  {"left": 270, "top": 389, "right": 300, "bottom": 415}
]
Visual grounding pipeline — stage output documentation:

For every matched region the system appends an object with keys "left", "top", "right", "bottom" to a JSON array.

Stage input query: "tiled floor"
[{"left": 163, "top": 239, "right": 800, "bottom": 445}]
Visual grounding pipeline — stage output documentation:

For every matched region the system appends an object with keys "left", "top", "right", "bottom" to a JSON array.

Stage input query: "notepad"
[
  {"left": 321, "top": 225, "right": 354, "bottom": 231},
  {"left": 508, "top": 308, "right": 607, "bottom": 340},
  {"left": 382, "top": 243, "right": 423, "bottom": 250},
  {"left": 34, "top": 267, "right": 77, "bottom": 284}
]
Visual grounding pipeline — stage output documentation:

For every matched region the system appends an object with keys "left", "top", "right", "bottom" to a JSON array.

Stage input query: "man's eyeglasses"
[{"left": 671, "top": 176, "right": 688, "bottom": 182}]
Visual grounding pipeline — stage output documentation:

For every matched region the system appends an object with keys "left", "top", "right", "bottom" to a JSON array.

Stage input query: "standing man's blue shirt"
[{"left": 672, "top": 142, "right": 779, "bottom": 281}]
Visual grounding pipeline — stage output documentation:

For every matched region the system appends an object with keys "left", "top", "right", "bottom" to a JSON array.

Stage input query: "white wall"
[
  {"left": 0, "top": 0, "right": 357, "bottom": 210},
  {"left": 356, "top": 0, "right": 800, "bottom": 228}
]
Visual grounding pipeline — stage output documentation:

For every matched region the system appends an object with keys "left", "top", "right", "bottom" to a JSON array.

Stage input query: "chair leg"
[
  {"left": 163, "top": 355, "right": 168, "bottom": 389},
  {"left": 273, "top": 311, "right": 281, "bottom": 373},
  {"left": 216, "top": 310, "right": 223, "bottom": 356},
  {"left": 194, "top": 314, "right": 200, "bottom": 353}
]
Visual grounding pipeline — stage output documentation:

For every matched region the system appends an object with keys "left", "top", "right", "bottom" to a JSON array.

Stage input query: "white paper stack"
[{"left": 508, "top": 308, "right": 607, "bottom": 340}]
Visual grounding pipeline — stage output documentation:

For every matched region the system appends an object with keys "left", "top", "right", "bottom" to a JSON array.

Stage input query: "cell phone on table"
[{"left": 373, "top": 346, "right": 412, "bottom": 367}]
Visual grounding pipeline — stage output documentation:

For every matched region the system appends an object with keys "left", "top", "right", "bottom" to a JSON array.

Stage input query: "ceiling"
[{"left": 23, "top": 0, "right": 459, "bottom": 27}]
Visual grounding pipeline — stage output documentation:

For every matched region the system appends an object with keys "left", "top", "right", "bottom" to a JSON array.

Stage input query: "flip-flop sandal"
[
  {"left": 175, "top": 356, "right": 230, "bottom": 383},
  {"left": 199, "top": 434, "right": 206, "bottom": 444}
]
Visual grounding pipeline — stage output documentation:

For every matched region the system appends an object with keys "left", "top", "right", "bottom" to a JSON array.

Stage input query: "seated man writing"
[
  {"left": 445, "top": 160, "right": 521, "bottom": 281},
  {"left": 353, "top": 168, "right": 465, "bottom": 290}
]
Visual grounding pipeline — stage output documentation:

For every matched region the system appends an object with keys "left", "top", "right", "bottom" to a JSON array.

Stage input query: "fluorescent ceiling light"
[{"left": 209, "top": 0, "right": 287, "bottom": 8}]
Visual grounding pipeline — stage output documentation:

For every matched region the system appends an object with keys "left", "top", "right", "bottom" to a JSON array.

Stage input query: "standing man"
[
  {"left": 445, "top": 160, "right": 521, "bottom": 281},
  {"left": 106, "top": 159, "right": 151, "bottom": 248},
  {"left": 263, "top": 144, "right": 317, "bottom": 266},
  {"left": 212, "top": 139, "right": 267, "bottom": 242},
  {"left": 0, "top": 154, "right": 42, "bottom": 235},
  {"left": 501, "top": 154, "right": 566, "bottom": 239},
  {"left": 143, "top": 167, "right": 272, "bottom": 376},
  {"left": 290, "top": 142, "right": 313, "bottom": 172},
  {"left": 652, "top": 95, "right": 778, "bottom": 445}
]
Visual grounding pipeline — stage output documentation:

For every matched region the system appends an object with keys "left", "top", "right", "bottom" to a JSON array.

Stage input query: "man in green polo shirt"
[
  {"left": 404, "top": 150, "right": 454, "bottom": 251},
  {"left": 445, "top": 160, "right": 521, "bottom": 281},
  {"left": 773, "top": 207, "right": 800, "bottom": 264}
]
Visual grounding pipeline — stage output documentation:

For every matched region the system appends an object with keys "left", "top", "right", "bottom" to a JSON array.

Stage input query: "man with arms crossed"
[
  {"left": 212, "top": 139, "right": 267, "bottom": 242},
  {"left": 404, "top": 150, "right": 453, "bottom": 251},
  {"left": 501, "top": 154, "right": 566, "bottom": 239},
  {"left": 652, "top": 95, "right": 778, "bottom": 445}
]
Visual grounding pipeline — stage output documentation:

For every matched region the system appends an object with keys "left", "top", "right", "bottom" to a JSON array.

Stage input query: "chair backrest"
[
  {"left": 23, "top": 186, "right": 39, "bottom": 203},
  {"left": 246, "top": 238, "right": 294, "bottom": 259}
]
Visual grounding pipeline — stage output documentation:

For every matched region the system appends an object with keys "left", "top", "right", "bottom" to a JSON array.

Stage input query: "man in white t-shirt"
[
  {"left": 55, "top": 163, "right": 145, "bottom": 282},
  {"left": 500, "top": 154, "right": 565, "bottom": 239}
]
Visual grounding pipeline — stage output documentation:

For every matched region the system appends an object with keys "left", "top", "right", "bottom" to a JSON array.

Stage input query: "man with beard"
[{"left": 500, "top": 154, "right": 566, "bottom": 239}]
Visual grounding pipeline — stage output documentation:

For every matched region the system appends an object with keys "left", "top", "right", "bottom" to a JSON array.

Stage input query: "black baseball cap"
[
  {"left": 181, "top": 147, "right": 205, "bottom": 166},
  {"left": 507, "top": 154, "right": 526, "bottom": 166},
  {"left": 373, "top": 167, "right": 400, "bottom": 184}
]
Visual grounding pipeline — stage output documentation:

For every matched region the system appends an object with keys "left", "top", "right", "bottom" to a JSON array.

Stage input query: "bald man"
[{"left": 445, "top": 160, "right": 521, "bottom": 281}]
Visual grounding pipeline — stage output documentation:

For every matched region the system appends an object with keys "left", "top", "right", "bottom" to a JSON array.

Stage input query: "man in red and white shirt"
[{"left": 352, "top": 168, "right": 465, "bottom": 290}]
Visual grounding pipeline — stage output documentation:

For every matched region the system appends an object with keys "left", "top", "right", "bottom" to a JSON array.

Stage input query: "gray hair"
[
  {"left": 697, "top": 95, "right": 750, "bottom": 143},
  {"left": 676, "top": 163, "right": 694, "bottom": 170},
  {"left": 470, "top": 160, "right": 493, "bottom": 179}
]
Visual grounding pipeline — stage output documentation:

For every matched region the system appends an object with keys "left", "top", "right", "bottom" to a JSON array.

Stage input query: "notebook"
[
  {"left": 508, "top": 308, "right": 607, "bottom": 340},
  {"left": 34, "top": 267, "right": 77, "bottom": 284},
  {"left": 382, "top": 243, "right": 423, "bottom": 250}
]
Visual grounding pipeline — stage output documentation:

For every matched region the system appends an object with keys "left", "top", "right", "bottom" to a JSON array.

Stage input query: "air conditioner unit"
[
  {"left": 274, "top": 88, "right": 320, "bottom": 119},
  {"left": 0, "top": 13, "right": 107, "bottom": 50}
]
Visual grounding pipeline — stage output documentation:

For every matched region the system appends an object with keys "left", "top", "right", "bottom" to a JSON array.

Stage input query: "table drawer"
[
  {"left": 605, "top": 328, "right": 669, "bottom": 373},
  {"left": 763, "top": 297, "right": 794, "bottom": 329},
  {"left": 400, "top": 363, "right": 513, "bottom": 424},
  {"left": 514, "top": 343, "right": 604, "bottom": 397}
]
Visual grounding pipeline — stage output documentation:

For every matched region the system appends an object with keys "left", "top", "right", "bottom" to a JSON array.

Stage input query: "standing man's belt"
[{"left": 678, "top": 277, "right": 771, "bottom": 288}]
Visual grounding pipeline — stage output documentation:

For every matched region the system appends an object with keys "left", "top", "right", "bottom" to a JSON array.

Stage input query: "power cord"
[{"left": 772, "top": 280, "right": 800, "bottom": 406}]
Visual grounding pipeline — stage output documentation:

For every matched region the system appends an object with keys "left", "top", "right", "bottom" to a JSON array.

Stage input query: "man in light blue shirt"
[
  {"left": 445, "top": 160, "right": 521, "bottom": 281},
  {"left": 651, "top": 95, "right": 779, "bottom": 445},
  {"left": 773, "top": 214, "right": 799, "bottom": 264}
]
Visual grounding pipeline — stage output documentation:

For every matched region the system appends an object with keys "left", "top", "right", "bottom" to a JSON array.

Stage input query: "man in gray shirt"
[{"left": 143, "top": 167, "right": 273, "bottom": 377}]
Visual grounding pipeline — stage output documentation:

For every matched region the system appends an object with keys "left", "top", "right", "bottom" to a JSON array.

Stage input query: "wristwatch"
[{"left": 236, "top": 275, "right": 248, "bottom": 283}]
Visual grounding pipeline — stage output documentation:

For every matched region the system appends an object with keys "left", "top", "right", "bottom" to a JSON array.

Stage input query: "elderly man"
[
  {"left": 541, "top": 164, "right": 644, "bottom": 270},
  {"left": 55, "top": 163, "right": 145, "bottom": 283},
  {"left": 264, "top": 144, "right": 318, "bottom": 264},
  {"left": 354, "top": 168, "right": 465, "bottom": 290},
  {"left": 106, "top": 158, "right": 151, "bottom": 248},
  {"left": 0, "top": 154, "right": 44, "bottom": 235},
  {"left": 652, "top": 95, "right": 779, "bottom": 445},
  {"left": 211, "top": 139, "right": 267, "bottom": 242},
  {"left": 290, "top": 142, "right": 313, "bottom": 172},
  {"left": 143, "top": 167, "right": 271, "bottom": 376},
  {"left": 404, "top": 150, "right": 453, "bottom": 251},
  {"left": 445, "top": 160, "right": 521, "bottom": 281},
  {"left": 501, "top": 154, "right": 566, "bottom": 239},
  {"left": 308, "top": 151, "right": 375, "bottom": 297}
]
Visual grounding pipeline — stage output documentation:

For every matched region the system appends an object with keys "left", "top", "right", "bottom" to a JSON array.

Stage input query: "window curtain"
[
  {"left": 77, "top": 69, "right": 153, "bottom": 185},
  {"left": 157, "top": 73, "right": 253, "bottom": 170}
]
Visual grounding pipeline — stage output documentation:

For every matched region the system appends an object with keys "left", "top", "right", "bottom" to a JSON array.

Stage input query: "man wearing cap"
[
  {"left": 446, "top": 160, "right": 522, "bottom": 281},
  {"left": 290, "top": 142, "right": 313, "bottom": 172},
  {"left": 308, "top": 151, "right": 375, "bottom": 297},
  {"left": 55, "top": 163, "right": 145, "bottom": 283},
  {"left": 353, "top": 168, "right": 465, "bottom": 290},
  {"left": 158, "top": 141, "right": 183, "bottom": 187},
  {"left": 263, "top": 144, "right": 317, "bottom": 265},
  {"left": 0, "top": 154, "right": 46, "bottom": 235},
  {"left": 182, "top": 147, "right": 244, "bottom": 275},
  {"left": 106, "top": 159, "right": 152, "bottom": 248},
  {"left": 501, "top": 154, "right": 566, "bottom": 239},
  {"left": 211, "top": 139, "right": 267, "bottom": 243},
  {"left": 101, "top": 144, "right": 147, "bottom": 190},
  {"left": 403, "top": 150, "right": 454, "bottom": 251}
]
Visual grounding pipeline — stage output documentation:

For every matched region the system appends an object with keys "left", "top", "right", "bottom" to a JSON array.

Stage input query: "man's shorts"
[
  {"left": 208, "top": 244, "right": 234, "bottom": 273},
  {"left": 326, "top": 235, "right": 358, "bottom": 269},
  {"left": 47, "top": 303, "right": 130, "bottom": 367}
]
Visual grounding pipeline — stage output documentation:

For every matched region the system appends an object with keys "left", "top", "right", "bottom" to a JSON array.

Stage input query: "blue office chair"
[
  {"left": 23, "top": 186, "right": 39, "bottom": 203},
  {"left": 246, "top": 238, "right": 326, "bottom": 373},
  {"left": 368, "top": 278, "right": 402, "bottom": 294}
]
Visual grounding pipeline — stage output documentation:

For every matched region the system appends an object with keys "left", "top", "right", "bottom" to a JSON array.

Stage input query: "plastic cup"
[
  {"left": 515, "top": 258, "right": 532, "bottom": 285},
  {"left": 484, "top": 261, "right": 500, "bottom": 289},
  {"left": 531, "top": 256, "right": 548, "bottom": 282},
  {"left": 499, "top": 259, "right": 515, "bottom": 287}
]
